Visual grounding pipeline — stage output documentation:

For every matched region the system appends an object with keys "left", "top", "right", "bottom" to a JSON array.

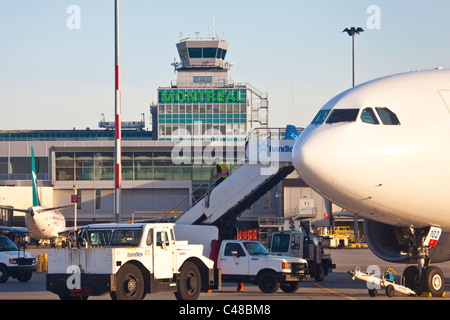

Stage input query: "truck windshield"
[
  {"left": 84, "top": 229, "right": 112, "bottom": 246},
  {"left": 110, "top": 229, "right": 142, "bottom": 247},
  {"left": 243, "top": 241, "right": 269, "bottom": 255},
  {"left": 0, "top": 236, "right": 19, "bottom": 252},
  {"left": 270, "top": 234, "right": 290, "bottom": 253},
  {"left": 83, "top": 228, "right": 142, "bottom": 247}
]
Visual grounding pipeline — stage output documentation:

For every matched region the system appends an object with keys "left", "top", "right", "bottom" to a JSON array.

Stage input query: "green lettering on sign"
[
  {"left": 158, "top": 89, "right": 246, "bottom": 104},
  {"left": 161, "top": 91, "right": 174, "bottom": 103}
]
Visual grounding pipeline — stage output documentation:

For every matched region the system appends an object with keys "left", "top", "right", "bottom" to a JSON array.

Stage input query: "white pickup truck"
[
  {"left": 0, "top": 236, "right": 37, "bottom": 283},
  {"left": 216, "top": 239, "right": 309, "bottom": 293},
  {"left": 46, "top": 223, "right": 308, "bottom": 300}
]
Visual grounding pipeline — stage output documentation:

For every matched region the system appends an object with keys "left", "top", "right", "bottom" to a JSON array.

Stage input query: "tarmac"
[{"left": 1, "top": 247, "right": 450, "bottom": 301}]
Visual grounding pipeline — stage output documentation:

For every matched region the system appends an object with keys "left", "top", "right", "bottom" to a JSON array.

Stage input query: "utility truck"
[
  {"left": 46, "top": 223, "right": 308, "bottom": 300},
  {"left": 268, "top": 220, "right": 335, "bottom": 281},
  {"left": 46, "top": 223, "right": 219, "bottom": 300}
]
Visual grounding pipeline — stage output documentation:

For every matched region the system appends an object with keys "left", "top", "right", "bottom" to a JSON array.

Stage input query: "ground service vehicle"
[
  {"left": 0, "top": 236, "right": 36, "bottom": 283},
  {"left": 46, "top": 223, "right": 308, "bottom": 299},
  {"left": 269, "top": 221, "right": 335, "bottom": 281},
  {"left": 46, "top": 223, "right": 219, "bottom": 300},
  {"left": 215, "top": 239, "right": 309, "bottom": 293}
]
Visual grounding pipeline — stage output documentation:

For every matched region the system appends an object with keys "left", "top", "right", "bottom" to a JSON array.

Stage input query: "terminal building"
[{"left": 0, "top": 35, "right": 357, "bottom": 240}]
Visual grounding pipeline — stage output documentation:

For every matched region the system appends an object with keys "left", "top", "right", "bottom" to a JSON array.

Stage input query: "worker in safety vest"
[{"left": 211, "top": 163, "right": 229, "bottom": 187}]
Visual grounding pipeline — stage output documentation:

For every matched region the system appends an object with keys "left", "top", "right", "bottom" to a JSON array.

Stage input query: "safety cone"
[{"left": 237, "top": 282, "right": 244, "bottom": 292}]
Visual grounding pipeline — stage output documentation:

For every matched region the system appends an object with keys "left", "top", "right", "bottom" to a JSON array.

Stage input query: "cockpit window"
[
  {"left": 311, "top": 109, "right": 331, "bottom": 125},
  {"left": 325, "top": 109, "right": 359, "bottom": 124},
  {"left": 376, "top": 107, "right": 401, "bottom": 125},
  {"left": 361, "top": 108, "right": 380, "bottom": 124}
]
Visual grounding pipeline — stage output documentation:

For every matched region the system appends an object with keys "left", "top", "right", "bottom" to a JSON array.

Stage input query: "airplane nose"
[{"left": 292, "top": 127, "right": 343, "bottom": 189}]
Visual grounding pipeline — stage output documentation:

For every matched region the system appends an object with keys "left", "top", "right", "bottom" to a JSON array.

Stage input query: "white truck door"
[
  {"left": 153, "top": 227, "right": 175, "bottom": 279},
  {"left": 219, "top": 242, "right": 249, "bottom": 275}
]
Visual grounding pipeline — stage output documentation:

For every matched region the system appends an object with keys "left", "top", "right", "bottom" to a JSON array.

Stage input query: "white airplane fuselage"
[
  {"left": 292, "top": 69, "right": 450, "bottom": 231},
  {"left": 24, "top": 207, "right": 66, "bottom": 239}
]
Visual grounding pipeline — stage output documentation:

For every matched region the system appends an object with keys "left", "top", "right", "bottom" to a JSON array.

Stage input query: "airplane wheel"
[
  {"left": 421, "top": 266, "right": 444, "bottom": 297},
  {"left": 403, "top": 266, "right": 421, "bottom": 295}
]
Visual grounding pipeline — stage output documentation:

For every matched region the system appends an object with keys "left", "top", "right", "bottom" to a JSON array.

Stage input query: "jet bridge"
[{"left": 172, "top": 127, "right": 302, "bottom": 239}]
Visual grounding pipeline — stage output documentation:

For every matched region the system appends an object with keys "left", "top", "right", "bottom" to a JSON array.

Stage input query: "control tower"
[
  {"left": 173, "top": 36, "right": 231, "bottom": 88},
  {"left": 152, "top": 34, "right": 268, "bottom": 141}
]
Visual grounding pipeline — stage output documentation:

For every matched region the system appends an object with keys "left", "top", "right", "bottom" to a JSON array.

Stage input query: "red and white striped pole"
[{"left": 114, "top": 0, "right": 122, "bottom": 223}]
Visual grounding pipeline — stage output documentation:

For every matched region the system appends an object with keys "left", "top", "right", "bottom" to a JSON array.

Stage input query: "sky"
[{"left": 1, "top": 0, "right": 450, "bottom": 130}]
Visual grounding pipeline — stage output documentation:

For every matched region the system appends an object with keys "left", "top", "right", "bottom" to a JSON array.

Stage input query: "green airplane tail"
[{"left": 31, "top": 146, "right": 40, "bottom": 207}]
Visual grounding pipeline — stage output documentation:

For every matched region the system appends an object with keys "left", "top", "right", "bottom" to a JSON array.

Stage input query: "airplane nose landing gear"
[{"left": 403, "top": 226, "right": 445, "bottom": 297}]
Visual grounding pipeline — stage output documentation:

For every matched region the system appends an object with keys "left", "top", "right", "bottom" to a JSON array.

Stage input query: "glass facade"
[
  {"left": 0, "top": 130, "right": 152, "bottom": 142},
  {"left": 54, "top": 151, "right": 236, "bottom": 182},
  {"left": 0, "top": 157, "right": 48, "bottom": 180},
  {"left": 157, "top": 88, "right": 247, "bottom": 142}
]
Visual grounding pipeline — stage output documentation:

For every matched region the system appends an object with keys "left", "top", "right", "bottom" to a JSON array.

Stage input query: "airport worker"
[{"left": 211, "top": 163, "right": 229, "bottom": 187}]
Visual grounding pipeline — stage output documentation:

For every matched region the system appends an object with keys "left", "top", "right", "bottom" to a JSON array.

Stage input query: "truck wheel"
[
  {"left": 113, "top": 264, "right": 146, "bottom": 300},
  {"left": 0, "top": 265, "right": 9, "bottom": 283},
  {"left": 280, "top": 282, "right": 300, "bottom": 293},
  {"left": 258, "top": 271, "right": 280, "bottom": 293},
  {"left": 175, "top": 261, "right": 201, "bottom": 300},
  {"left": 314, "top": 264, "right": 325, "bottom": 282},
  {"left": 17, "top": 272, "right": 32, "bottom": 283}
]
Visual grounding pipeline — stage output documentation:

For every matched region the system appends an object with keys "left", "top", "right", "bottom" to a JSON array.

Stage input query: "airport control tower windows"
[
  {"left": 188, "top": 48, "right": 202, "bottom": 58},
  {"left": 186, "top": 47, "right": 227, "bottom": 60},
  {"left": 217, "top": 48, "right": 226, "bottom": 60},
  {"left": 203, "top": 47, "right": 217, "bottom": 58}
]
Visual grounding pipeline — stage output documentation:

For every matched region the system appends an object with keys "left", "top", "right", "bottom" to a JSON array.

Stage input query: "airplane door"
[
  {"left": 153, "top": 227, "right": 175, "bottom": 279},
  {"left": 219, "top": 242, "right": 249, "bottom": 276}
]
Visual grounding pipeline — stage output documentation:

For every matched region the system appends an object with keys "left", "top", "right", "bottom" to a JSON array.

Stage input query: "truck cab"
[{"left": 269, "top": 229, "right": 335, "bottom": 281}]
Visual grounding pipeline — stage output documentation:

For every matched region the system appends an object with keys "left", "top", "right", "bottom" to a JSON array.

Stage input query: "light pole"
[
  {"left": 342, "top": 26, "right": 364, "bottom": 243},
  {"left": 342, "top": 27, "right": 364, "bottom": 87},
  {"left": 114, "top": 0, "right": 122, "bottom": 223}
]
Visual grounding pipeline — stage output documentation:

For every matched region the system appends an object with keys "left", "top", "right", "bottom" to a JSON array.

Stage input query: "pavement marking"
[{"left": 311, "top": 281, "right": 358, "bottom": 300}]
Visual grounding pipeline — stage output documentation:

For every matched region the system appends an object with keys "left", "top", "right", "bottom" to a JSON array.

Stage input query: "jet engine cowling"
[{"left": 363, "top": 219, "right": 450, "bottom": 263}]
